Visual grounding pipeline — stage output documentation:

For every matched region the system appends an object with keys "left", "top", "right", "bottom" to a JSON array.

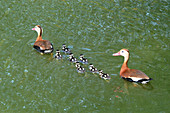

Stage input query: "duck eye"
[{"left": 122, "top": 51, "right": 124, "bottom": 53}]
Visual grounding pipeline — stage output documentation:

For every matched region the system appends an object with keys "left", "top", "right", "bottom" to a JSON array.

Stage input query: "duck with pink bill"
[
  {"left": 113, "top": 49, "right": 152, "bottom": 84},
  {"left": 32, "top": 25, "right": 53, "bottom": 54}
]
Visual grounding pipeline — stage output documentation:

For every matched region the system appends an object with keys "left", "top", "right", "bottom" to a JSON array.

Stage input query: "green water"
[{"left": 0, "top": 0, "right": 169, "bottom": 113}]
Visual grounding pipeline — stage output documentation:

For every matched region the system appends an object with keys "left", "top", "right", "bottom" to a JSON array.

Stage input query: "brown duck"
[
  {"left": 113, "top": 49, "right": 152, "bottom": 84},
  {"left": 32, "top": 25, "right": 53, "bottom": 54}
]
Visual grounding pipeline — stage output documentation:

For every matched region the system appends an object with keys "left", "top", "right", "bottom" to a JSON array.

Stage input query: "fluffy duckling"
[
  {"left": 69, "top": 53, "right": 77, "bottom": 63},
  {"left": 55, "top": 50, "right": 62, "bottom": 59},
  {"left": 62, "top": 44, "right": 71, "bottom": 54},
  {"left": 75, "top": 62, "right": 85, "bottom": 73},
  {"left": 98, "top": 70, "right": 111, "bottom": 80},
  {"left": 32, "top": 25, "right": 53, "bottom": 54},
  {"left": 80, "top": 54, "right": 88, "bottom": 64},
  {"left": 89, "top": 64, "right": 98, "bottom": 73}
]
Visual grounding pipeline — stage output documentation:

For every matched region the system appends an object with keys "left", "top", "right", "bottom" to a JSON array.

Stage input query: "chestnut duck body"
[
  {"left": 113, "top": 49, "right": 152, "bottom": 84},
  {"left": 32, "top": 25, "right": 53, "bottom": 54}
]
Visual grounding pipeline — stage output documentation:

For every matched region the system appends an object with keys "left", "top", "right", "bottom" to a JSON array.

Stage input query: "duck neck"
[
  {"left": 120, "top": 54, "right": 129, "bottom": 75},
  {"left": 36, "top": 28, "right": 43, "bottom": 41}
]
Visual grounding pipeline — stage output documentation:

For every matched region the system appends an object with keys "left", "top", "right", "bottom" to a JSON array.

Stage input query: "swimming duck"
[
  {"left": 75, "top": 62, "right": 85, "bottom": 73},
  {"left": 55, "top": 50, "right": 62, "bottom": 59},
  {"left": 98, "top": 70, "right": 111, "bottom": 80},
  {"left": 69, "top": 53, "right": 77, "bottom": 63},
  {"left": 75, "top": 62, "right": 81, "bottom": 68},
  {"left": 62, "top": 44, "right": 71, "bottom": 54},
  {"left": 32, "top": 25, "right": 53, "bottom": 54},
  {"left": 113, "top": 49, "right": 152, "bottom": 84},
  {"left": 89, "top": 63, "right": 98, "bottom": 73},
  {"left": 79, "top": 54, "right": 88, "bottom": 64}
]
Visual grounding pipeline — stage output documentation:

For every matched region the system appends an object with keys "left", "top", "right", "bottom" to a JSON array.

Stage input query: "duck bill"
[
  {"left": 32, "top": 28, "right": 35, "bottom": 30},
  {"left": 112, "top": 52, "right": 121, "bottom": 56}
]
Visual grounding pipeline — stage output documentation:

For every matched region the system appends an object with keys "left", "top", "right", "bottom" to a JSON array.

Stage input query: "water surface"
[{"left": 0, "top": 0, "right": 169, "bottom": 113}]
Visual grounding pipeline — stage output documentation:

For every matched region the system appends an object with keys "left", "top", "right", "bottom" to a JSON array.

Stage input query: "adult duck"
[
  {"left": 32, "top": 25, "right": 53, "bottom": 54},
  {"left": 113, "top": 49, "right": 152, "bottom": 84}
]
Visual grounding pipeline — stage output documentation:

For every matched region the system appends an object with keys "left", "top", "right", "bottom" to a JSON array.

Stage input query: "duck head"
[
  {"left": 62, "top": 44, "right": 66, "bottom": 48},
  {"left": 89, "top": 63, "right": 94, "bottom": 67},
  {"left": 80, "top": 54, "right": 84, "bottom": 57},
  {"left": 113, "top": 49, "right": 129, "bottom": 63},
  {"left": 56, "top": 49, "right": 60, "bottom": 53},
  {"left": 32, "top": 25, "right": 43, "bottom": 37},
  {"left": 69, "top": 53, "right": 74, "bottom": 57},
  {"left": 113, "top": 49, "right": 129, "bottom": 56},
  {"left": 98, "top": 70, "right": 103, "bottom": 74}
]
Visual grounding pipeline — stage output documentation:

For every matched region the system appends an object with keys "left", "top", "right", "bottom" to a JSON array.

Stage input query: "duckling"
[
  {"left": 98, "top": 70, "right": 111, "bottom": 80},
  {"left": 89, "top": 64, "right": 98, "bottom": 73},
  {"left": 79, "top": 54, "right": 88, "bottom": 64},
  {"left": 32, "top": 25, "right": 53, "bottom": 54},
  {"left": 75, "top": 62, "right": 85, "bottom": 73},
  {"left": 55, "top": 50, "right": 62, "bottom": 59},
  {"left": 69, "top": 53, "right": 77, "bottom": 63},
  {"left": 75, "top": 62, "right": 81, "bottom": 68},
  {"left": 62, "top": 44, "right": 71, "bottom": 54}
]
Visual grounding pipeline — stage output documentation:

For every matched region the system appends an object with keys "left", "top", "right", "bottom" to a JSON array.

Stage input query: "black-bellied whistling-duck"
[
  {"left": 32, "top": 25, "right": 53, "bottom": 54},
  {"left": 62, "top": 44, "right": 71, "bottom": 54},
  {"left": 69, "top": 53, "right": 77, "bottom": 63},
  {"left": 75, "top": 62, "right": 85, "bottom": 73},
  {"left": 80, "top": 54, "right": 88, "bottom": 64},
  {"left": 89, "top": 64, "right": 98, "bottom": 73},
  {"left": 113, "top": 49, "right": 152, "bottom": 84},
  {"left": 98, "top": 70, "right": 111, "bottom": 80},
  {"left": 55, "top": 50, "right": 62, "bottom": 59}
]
